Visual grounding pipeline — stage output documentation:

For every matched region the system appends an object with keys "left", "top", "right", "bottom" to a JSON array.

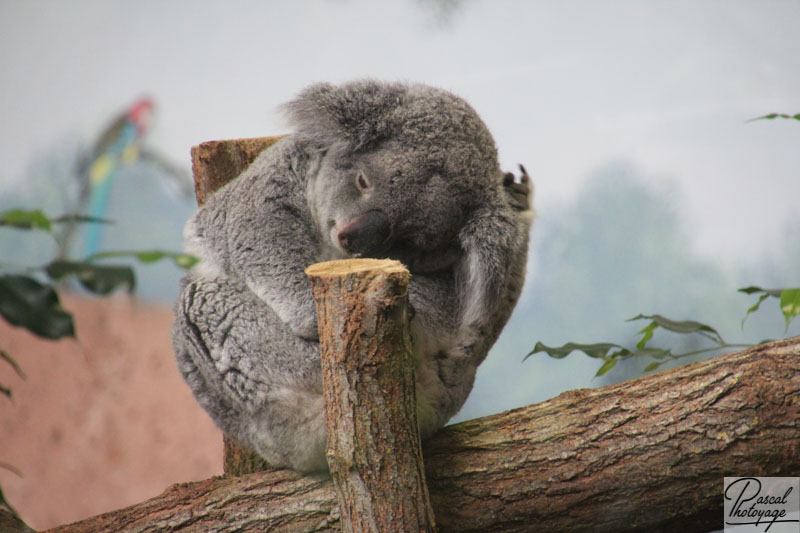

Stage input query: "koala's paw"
[
  {"left": 290, "top": 313, "right": 320, "bottom": 340},
  {"left": 281, "top": 301, "right": 320, "bottom": 340},
  {"left": 502, "top": 164, "right": 532, "bottom": 212}
]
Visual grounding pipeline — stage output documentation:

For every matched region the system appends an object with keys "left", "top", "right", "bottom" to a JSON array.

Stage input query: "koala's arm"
[
  {"left": 456, "top": 167, "right": 533, "bottom": 361},
  {"left": 185, "top": 139, "right": 321, "bottom": 339}
]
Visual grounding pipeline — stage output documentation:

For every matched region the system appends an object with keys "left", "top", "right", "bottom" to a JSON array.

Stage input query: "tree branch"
[
  {"left": 47, "top": 336, "right": 800, "bottom": 533},
  {"left": 189, "top": 136, "right": 284, "bottom": 206}
]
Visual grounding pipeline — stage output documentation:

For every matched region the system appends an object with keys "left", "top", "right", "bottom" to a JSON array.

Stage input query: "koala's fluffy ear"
[{"left": 281, "top": 80, "right": 407, "bottom": 151}]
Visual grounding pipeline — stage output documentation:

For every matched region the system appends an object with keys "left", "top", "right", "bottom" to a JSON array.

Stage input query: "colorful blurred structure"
[
  {"left": 54, "top": 97, "right": 192, "bottom": 261},
  {"left": 83, "top": 97, "right": 154, "bottom": 257}
]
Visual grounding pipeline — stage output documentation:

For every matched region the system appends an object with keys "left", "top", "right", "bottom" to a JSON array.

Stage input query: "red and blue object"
[{"left": 84, "top": 97, "right": 154, "bottom": 256}]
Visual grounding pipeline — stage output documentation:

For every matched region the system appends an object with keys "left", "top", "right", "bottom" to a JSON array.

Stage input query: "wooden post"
[
  {"left": 307, "top": 259, "right": 438, "bottom": 533},
  {"left": 190, "top": 135, "right": 284, "bottom": 475},
  {"left": 190, "top": 136, "right": 284, "bottom": 206}
]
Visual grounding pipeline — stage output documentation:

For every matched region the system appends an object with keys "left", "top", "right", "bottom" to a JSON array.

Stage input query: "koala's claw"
[
  {"left": 519, "top": 164, "right": 529, "bottom": 183},
  {"left": 503, "top": 164, "right": 532, "bottom": 211}
]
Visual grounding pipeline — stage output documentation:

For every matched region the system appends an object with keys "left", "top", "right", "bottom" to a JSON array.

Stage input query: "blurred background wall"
[{"left": 1, "top": 1, "right": 798, "bottom": 529}]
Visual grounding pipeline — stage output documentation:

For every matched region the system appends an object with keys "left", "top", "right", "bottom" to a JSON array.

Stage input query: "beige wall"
[{"left": 0, "top": 294, "right": 222, "bottom": 530}]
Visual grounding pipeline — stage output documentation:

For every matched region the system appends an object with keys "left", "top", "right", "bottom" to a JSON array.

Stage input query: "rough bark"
[
  {"left": 307, "top": 259, "right": 437, "bottom": 533},
  {"left": 47, "top": 336, "right": 800, "bottom": 533},
  {"left": 189, "top": 135, "right": 284, "bottom": 206}
]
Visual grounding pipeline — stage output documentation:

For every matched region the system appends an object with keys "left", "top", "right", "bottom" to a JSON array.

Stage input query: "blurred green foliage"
[{"left": 0, "top": 208, "right": 194, "bottom": 400}]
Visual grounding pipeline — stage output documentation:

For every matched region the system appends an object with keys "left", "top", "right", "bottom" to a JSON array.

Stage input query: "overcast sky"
[{"left": 2, "top": 0, "right": 799, "bottom": 263}]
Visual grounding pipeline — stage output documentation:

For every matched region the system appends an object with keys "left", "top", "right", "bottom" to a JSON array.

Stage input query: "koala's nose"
[{"left": 338, "top": 210, "right": 392, "bottom": 256}]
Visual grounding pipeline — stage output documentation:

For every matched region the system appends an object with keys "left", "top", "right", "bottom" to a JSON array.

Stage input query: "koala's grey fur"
[{"left": 172, "top": 80, "right": 533, "bottom": 472}]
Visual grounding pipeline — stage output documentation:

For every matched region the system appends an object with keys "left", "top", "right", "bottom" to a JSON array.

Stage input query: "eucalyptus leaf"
[
  {"left": 0, "top": 209, "right": 51, "bottom": 231},
  {"left": 643, "top": 361, "right": 662, "bottom": 372},
  {"left": 595, "top": 358, "right": 618, "bottom": 377},
  {"left": 738, "top": 286, "right": 782, "bottom": 297},
  {"left": 779, "top": 289, "right": 800, "bottom": 330},
  {"left": 0, "top": 209, "right": 115, "bottom": 233},
  {"left": 628, "top": 314, "right": 723, "bottom": 344},
  {"left": 525, "top": 341, "right": 628, "bottom": 361},
  {"left": 749, "top": 113, "right": 800, "bottom": 121},
  {"left": 636, "top": 322, "right": 658, "bottom": 350},
  {"left": 741, "top": 293, "right": 770, "bottom": 328},
  {"left": 739, "top": 286, "right": 792, "bottom": 328},
  {"left": 45, "top": 260, "right": 135, "bottom": 295},
  {"left": 0, "top": 275, "right": 75, "bottom": 339}
]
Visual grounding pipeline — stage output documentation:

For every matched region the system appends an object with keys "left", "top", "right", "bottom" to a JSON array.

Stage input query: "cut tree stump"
[
  {"left": 190, "top": 135, "right": 284, "bottom": 206},
  {"left": 307, "top": 259, "right": 437, "bottom": 533}
]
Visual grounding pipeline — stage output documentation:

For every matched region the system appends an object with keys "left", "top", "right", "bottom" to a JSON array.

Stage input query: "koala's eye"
[{"left": 356, "top": 171, "right": 371, "bottom": 193}]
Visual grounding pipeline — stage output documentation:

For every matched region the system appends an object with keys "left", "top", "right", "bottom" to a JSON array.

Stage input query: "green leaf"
[
  {"left": 741, "top": 293, "right": 770, "bottom": 328},
  {"left": 738, "top": 286, "right": 782, "bottom": 297},
  {"left": 628, "top": 314, "right": 723, "bottom": 344},
  {"left": 595, "top": 358, "right": 618, "bottom": 377},
  {"left": 45, "top": 260, "right": 135, "bottom": 295},
  {"left": 738, "top": 286, "right": 789, "bottom": 327},
  {"left": 89, "top": 250, "right": 198, "bottom": 269},
  {"left": 525, "top": 341, "right": 628, "bottom": 361},
  {"left": 0, "top": 209, "right": 52, "bottom": 231},
  {"left": 748, "top": 113, "right": 800, "bottom": 122},
  {"left": 636, "top": 321, "right": 658, "bottom": 350},
  {"left": 0, "top": 275, "right": 75, "bottom": 339},
  {"left": 643, "top": 361, "right": 662, "bottom": 372},
  {"left": 779, "top": 289, "right": 800, "bottom": 330},
  {"left": 0, "top": 210, "right": 114, "bottom": 234}
]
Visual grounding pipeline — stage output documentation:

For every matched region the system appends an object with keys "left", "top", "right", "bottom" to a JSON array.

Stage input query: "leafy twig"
[
  {"left": 739, "top": 286, "right": 800, "bottom": 331},
  {"left": 746, "top": 113, "right": 800, "bottom": 122},
  {"left": 0, "top": 208, "right": 112, "bottom": 233},
  {"left": 0, "top": 207, "right": 198, "bottom": 400},
  {"left": 526, "top": 286, "right": 797, "bottom": 377}
]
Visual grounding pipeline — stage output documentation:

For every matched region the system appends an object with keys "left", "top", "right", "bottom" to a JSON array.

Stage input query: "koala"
[{"left": 172, "top": 80, "right": 533, "bottom": 472}]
